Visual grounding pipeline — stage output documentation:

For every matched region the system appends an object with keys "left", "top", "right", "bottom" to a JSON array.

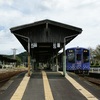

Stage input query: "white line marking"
[
  {"left": 42, "top": 71, "right": 54, "bottom": 100},
  {"left": 59, "top": 72, "right": 98, "bottom": 100}
]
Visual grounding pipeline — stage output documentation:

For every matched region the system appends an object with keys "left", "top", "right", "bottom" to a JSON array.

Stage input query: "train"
[{"left": 66, "top": 47, "right": 90, "bottom": 74}]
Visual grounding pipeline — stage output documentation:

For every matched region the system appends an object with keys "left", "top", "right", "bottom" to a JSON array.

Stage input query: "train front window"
[
  {"left": 77, "top": 54, "right": 81, "bottom": 61},
  {"left": 83, "top": 50, "right": 89, "bottom": 62},
  {"left": 67, "top": 50, "right": 75, "bottom": 63}
]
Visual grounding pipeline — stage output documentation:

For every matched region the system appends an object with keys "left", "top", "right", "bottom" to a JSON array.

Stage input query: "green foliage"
[
  {"left": 94, "top": 45, "right": 100, "bottom": 60},
  {"left": 16, "top": 52, "right": 28, "bottom": 67},
  {"left": 89, "top": 45, "right": 100, "bottom": 67},
  {"left": 16, "top": 56, "right": 21, "bottom": 66},
  {"left": 95, "top": 61, "right": 99, "bottom": 65},
  {"left": 90, "top": 65, "right": 100, "bottom": 68},
  {"left": 90, "top": 60, "right": 100, "bottom": 68},
  {"left": 17, "top": 52, "right": 28, "bottom": 62},
  {"left": 90, "top": 62, "right": 94, "bottom": 65}
]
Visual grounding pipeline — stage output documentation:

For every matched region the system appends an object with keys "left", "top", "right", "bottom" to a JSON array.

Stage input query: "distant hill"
[
  {"left": 16, "top": 52, "right": 28, "bottom": 62},
  {"left": 5, "top": 51, "right": 28, "bottom": 62}
]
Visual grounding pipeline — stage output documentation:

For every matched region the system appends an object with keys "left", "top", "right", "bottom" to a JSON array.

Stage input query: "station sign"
[
  {"left": 31, "top": 43, "right": 37, "bottom": 48},
  {"left": 53, "top": 43, "right": 60, "bottom": 49}
]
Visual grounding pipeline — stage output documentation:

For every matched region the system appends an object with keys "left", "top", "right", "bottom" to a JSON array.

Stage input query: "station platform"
[{"left": 0, "top": 70, "right": 100, "bottom": 100}]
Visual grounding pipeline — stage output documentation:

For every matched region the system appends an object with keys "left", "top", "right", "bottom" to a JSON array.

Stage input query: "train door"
[{"left": 76, "top": 49, "right": 82, "bottom": 71}]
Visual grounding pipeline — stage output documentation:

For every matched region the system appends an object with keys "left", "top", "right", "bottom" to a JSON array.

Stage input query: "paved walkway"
[{"left": 0, "top": 70, "right": 100, "bottom": 100}]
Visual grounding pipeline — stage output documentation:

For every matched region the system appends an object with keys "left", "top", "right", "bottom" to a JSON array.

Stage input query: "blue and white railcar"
[{"left": 66, "top": 47, "right": 90, "bottom": 74}]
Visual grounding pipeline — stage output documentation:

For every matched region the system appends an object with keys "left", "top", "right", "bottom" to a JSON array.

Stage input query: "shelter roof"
[
  {"left": 10, "top": 19, "right": 82, "bottom": 63},
  {"left": 11, "top": 19, "right": 82, "bottom": 33},
  {"left": 0, "top": 55, "right": 17, "bottom": 62}
]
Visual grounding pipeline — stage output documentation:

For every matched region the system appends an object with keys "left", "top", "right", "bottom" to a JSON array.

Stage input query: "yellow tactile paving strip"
[
  {"left": 42, "top": 71, "right": 54, "bottom": 100},
  {"left": 10, "top": 74, "right": 30, "bottom": 100},
  {"left": 59, "top": 71, "right": 98, "bottom": 100}
]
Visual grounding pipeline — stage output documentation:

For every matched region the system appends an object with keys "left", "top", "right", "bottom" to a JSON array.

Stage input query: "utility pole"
[
  {"left": 12, "top": 48, "right": 17, "bottom": 59},
  {"left": 12, "top": 48, "right": 17, "bottom": 68}
]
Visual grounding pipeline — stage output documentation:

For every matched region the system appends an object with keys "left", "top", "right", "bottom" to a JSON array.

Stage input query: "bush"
[{"left": 95, "top": 61, "right": 99, "bottom": 66}]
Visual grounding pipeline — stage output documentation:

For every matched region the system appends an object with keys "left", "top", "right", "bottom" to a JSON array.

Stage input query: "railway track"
[
  {"left": 84, "top": 77, "right": 100, "bottom": 86},
  {"left": 0, "top": 69, "right": 27, "bottom": 88},
  {"left": 78, "top": 74, "right": 100, "bottom": 86},
  {"left": 0, "top": 77, "right": 11, "bottom": 88}
]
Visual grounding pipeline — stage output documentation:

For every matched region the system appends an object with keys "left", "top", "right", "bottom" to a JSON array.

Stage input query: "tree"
[
  {"left": 94, "top": 45, "right": 100, "bottom": 60},
  {"left": 88, "top": 47, "right": 95, "bottom": 65},
  {"left": 16, "top": 56, "right": 22, "bottom": 66}
]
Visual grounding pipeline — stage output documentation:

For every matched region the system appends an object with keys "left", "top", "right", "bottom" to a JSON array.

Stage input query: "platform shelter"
[{"left": 10, "top": 19, "right": 82, "bottom": 76}]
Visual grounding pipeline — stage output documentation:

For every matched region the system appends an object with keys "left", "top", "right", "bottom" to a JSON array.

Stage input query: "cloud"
[
  {"left": 0, "top": 29, "right": 25, "bottom": 55},
  {"left": 0, "top": 0, "right": 14, "bottom": 6},
  {"left": 0, "top": 0, "right": 100, "bottom": 54}
]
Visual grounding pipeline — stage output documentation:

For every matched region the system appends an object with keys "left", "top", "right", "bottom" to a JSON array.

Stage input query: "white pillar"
[
  {"left": 63, "top": 42, "right": 66, "bottom": 76},
  {"left": 56, "top": 54, "right": 58, "bottom": 72}
]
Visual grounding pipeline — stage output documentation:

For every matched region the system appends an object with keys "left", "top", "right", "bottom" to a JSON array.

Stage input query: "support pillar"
[
  {"left": 56, "top": 54, "right": 58, "bottom": 72},
  {"left": 52, "top": 58, "right": 55, "bottom": 71},
  {"left": 28, "top": 38, "right": 30, "bottom": 76},
  {"left": 32, "top": 62, "right": 34, "bottom": 73},
  {"left": 63, "top": 55, "right": 66, "bottom": 76},
  {"left": 28, "top": 53, "right": 30, "bottom": 76},
  {"left": 63, "top": 43, "right": 66, "bottom": 76}
]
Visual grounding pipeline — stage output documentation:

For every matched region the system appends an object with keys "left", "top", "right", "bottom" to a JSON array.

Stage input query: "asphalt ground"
[
  {"left": 0, "top": 70, "right": 100, "bottom": 100},
  {"left": 22, "top": 71, "right": 45, "bottom": 100},
  {"left": 46, "top": 71, "right": 86, "bottom": 100},
  {"left": 0, "top": 72, "right": 26, "bottom": 100},
  {"left": 67, "top": 72, "right": 100, "bottom": 99}
]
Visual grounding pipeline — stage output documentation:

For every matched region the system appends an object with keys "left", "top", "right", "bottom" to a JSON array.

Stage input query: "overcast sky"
[{"left": 0, "top": 0, "right": 100, "bottom": 55}]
